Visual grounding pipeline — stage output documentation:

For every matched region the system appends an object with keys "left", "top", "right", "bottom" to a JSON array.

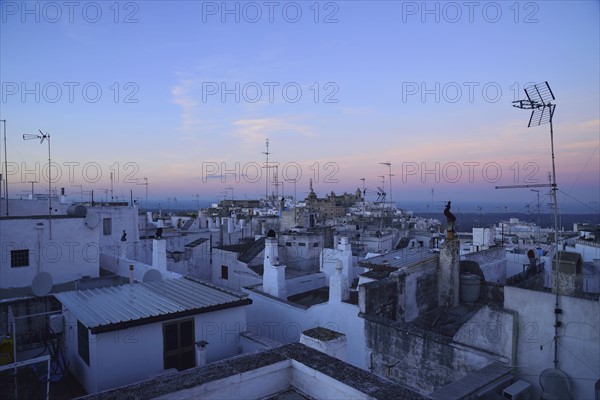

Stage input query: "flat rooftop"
[
  {"left": 410, "top": 303, "right": 485, "bottom": 337},
  {"left": 287, "top": 287, "right": 329, "bottom": 307},
  {"left": 80, "top": 343, "right": 428, "bottom": 400}
]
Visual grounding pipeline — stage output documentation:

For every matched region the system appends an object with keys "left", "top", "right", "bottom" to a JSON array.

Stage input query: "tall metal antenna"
[
  {"left": 263, "top": 138, "right": 270, "bottom": 203},
  {"left": 137, "top": 177, "right": 149, "bottom": 209},
  {"left": 23, "top": 130, "right": 52, "bottom": 238},
  {"left": 513, "top": 81, "right": 562, "bottom": 370},
  {"left": 0, "top": 119, "right": 8, "bottom": 215},
  {"left": 380, "top": 162, "right": 393, "bottom": 205},
  {"left": 110, "top": 172, "right": 114, "bottom": 201}
]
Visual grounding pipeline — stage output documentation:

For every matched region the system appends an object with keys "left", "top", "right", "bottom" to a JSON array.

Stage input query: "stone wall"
[
  {"left": 363, "top": 314, "right": 492, "bottom": 395},
  {"left": 359, "top": 259, "right": 438, "bottom": 323},
  {"left": 359, "top": 277, "right": 397, "bottom": 320}
]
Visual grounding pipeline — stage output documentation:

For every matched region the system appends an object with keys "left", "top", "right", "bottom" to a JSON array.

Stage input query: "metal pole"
[
  {"left": 388, "top": 163, "right": 393, "bottom": 206},
  {"left": 549, "top": 108, "right": 561, "bottom": 370},
  {"left": 145, "top": 177, "right": 148, "bottom": 210},
  {"left": 1, "top": 120, "right": 8, "bottom": 215},
  {"left": 47, "top": 134, "right": 52, "bottom": 240}
]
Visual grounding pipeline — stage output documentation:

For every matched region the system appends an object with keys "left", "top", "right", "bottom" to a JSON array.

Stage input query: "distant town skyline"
[{"left": 1, "top": 1, "right": 598, "bottom": 213}]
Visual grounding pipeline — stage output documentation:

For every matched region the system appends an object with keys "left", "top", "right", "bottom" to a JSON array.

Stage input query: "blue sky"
[{"left": 1, "top": 1, "right": 598, "bottom": 212}]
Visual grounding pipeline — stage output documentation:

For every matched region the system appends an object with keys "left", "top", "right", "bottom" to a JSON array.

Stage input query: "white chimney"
[
  {"left": 337, "top": 236, "right": 354, "bottom": 284},
  {"left": 329, "top": 260, "right": 349, "bottom": 302},
  {"left": 262, "top": 230, "right": 287, "bottom": 298},
  {"left": 152, "top": 239, "right": 167, "bottom": 272}
]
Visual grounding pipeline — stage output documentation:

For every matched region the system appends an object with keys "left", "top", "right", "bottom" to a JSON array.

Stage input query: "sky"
[{"left": 1, "top": 0, "right": 599, "bottom": 213}]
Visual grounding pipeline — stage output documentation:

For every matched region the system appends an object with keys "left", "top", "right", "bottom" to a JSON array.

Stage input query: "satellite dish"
[
  {"left": 85, "top": 212, "right": 100, "bottom": 229},
  {"left": 32, "top": 272, "right": 53, "bottom": 296},
  {"left": 143, "top": 269, "right": 162, "bottom": 283}
]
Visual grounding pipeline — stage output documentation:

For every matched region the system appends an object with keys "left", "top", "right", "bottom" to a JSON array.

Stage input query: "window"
[
  {"left": 221, "top": 265, "right": 229, "bottom": 280},
  {"left": 163, "top": 319, "right": 195, "bottom": 371},
  {"left": 103, "top": 218, "right": 112, "bottom": 235},
  {"left": 77, "top": 320, "right": 90, "bottom": 366},
  {"left": 299, "top": 242, "right": 306, "bottom": 247},
  {"left": 313, "top": 242, "right": 319, "bottom": 247},
  {"left": 285, "top": 242, "right": 292, "bottom": 247},
  {"left": 11, "top": 250, "right": 29, "bottom": 268}
]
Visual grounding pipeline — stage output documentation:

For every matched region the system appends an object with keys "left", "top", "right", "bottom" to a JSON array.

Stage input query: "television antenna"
[
  {"left": 136, "top": 177, "right": 148, "bottom": 209},
  {"left": 23, "top": 130, "right": 53, "bottom": 239},
  {"left": 379, "top": 162, "right": 393, "bottom": 205},
  {"left": 262, "top": 138, "right": 270, "bottom": 201},
  {"left": 510, "top": 81, "right": 563, "bottom": 371},
  {"left": 0, "top": 119, "right": 8, "bottom": 215}
]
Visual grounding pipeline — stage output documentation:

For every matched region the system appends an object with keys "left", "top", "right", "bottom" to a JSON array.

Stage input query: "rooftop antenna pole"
[
  {"left": 0, "top": 119, "right": 8, "bottom": 215},
  {"left": 263, "top": 138, "right": 270, "bottom": 204},
  {"left": 28, "top": 181, "right": 37, "bottom": 198},
  {"left": 512, "top": 81, "right": 561, "bottom": 369},
  {"left": 531, "top": 189, "right": 541, "bottom": 243},
  {"left": 110, "top": 172, "right": 114, "bottom": 202},
  {"left": 380, "top": 162, "right": 393, "bottom": 206},
  {"left": 136, "top": 177, "right": 149, "bottom": 210},
  {"left": 23, "top": 130, "right": 52, "bottom": 238}
]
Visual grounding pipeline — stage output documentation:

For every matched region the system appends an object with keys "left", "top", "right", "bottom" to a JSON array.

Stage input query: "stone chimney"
[
  {"left": 329, "top": 260, "right": 349, "bottom": 302},
  {"left": 438, "top": 238, "right": 460, "bottom": 308},
  {"left": 263, "top": 230, "right": 287, "bottom": 298},
  {"left": 152, "top": 239, "right": 167, "bottom": 272},
  {"left": 551, "top": 251, "right": 583, "bottom": 296}
]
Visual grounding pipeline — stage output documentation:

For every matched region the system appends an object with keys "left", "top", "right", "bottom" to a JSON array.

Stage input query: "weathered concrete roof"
[
  {"left": 79, "top": 343, "right": 429, "bottom": 400},
  {"left": 358, "top": 247, "right": 437, "bottom": 270},
  {"left": 55, "top": 278, "right": 251, "bottom": 333},
  {"left": 184, "top": 238, "right": 208, "bottom": 248},
  {"left": 410, "top": 304, "right": 485, "bottom": 338},
  {"left": 302, "top": 327, "right": 344, "bottom": 341},
  {"left": 430, "top": 363, "right": 512, "bottom": 400},
  {"left": 214, "top": 237, "right": 265, "bottom": 264}
]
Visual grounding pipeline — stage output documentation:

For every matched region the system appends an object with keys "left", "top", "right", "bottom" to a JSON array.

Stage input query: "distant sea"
[
  {"left": 412, "top": 212, "right": 598, "bottom": 232},
  {"left": 142, "top": 199, "right": 598, "bottom": 231}
]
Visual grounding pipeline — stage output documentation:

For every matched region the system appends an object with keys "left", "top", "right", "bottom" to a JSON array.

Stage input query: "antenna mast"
[
  {"left": 512, "top": 81, "right": 562, "bottom": 369},
  {"left": 23, "top": 130, "right": 52, "bottom": 238},
  {"left": 0, "top": 119, "right": 8, "bottom": 215},
  {"left": 263, "top": 138, "right": 270, "bottom": 203}
]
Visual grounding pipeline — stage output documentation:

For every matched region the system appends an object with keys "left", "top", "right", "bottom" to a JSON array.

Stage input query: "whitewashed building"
[
  {"left": 54, "top": 278, "right": 252, "bottom": 394},
  {"left": 0, "top": 214, "right": 99, "bottom": 289}
]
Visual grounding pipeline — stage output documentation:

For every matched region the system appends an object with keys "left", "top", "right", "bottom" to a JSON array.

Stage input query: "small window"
[
  {"left": 78, "top": 320, "right": 90, "bottom": 366},
  {"left": 221, "top": 265, "right": 229, "bottom": 280},
  {"left": 313, "top": 243, "right": 319, "bottom": 247},
  {"left": 11, "top": 250, "right": 29, "bottom": 268},
  {"left": 299, "top": 242, "right": 306, "bottom": 247},
  {"left": 103, "top": 218, "right": 112, "bottom": 235},
  {"left": 285, "top": 242, "right": 292, "bottom": 247}
]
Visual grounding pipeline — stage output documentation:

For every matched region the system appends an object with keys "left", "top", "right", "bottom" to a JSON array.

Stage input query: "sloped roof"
[
  {"left": 54, "top": 278, "right": 251, "bottom": 333},
  {"left": 215, "top": 237, "right": 266, "bottom": 264}
]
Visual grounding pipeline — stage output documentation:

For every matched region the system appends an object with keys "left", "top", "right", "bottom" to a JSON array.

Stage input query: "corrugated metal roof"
[{"left": 55, "top": 278, "right": 250, "bottom": 333}]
